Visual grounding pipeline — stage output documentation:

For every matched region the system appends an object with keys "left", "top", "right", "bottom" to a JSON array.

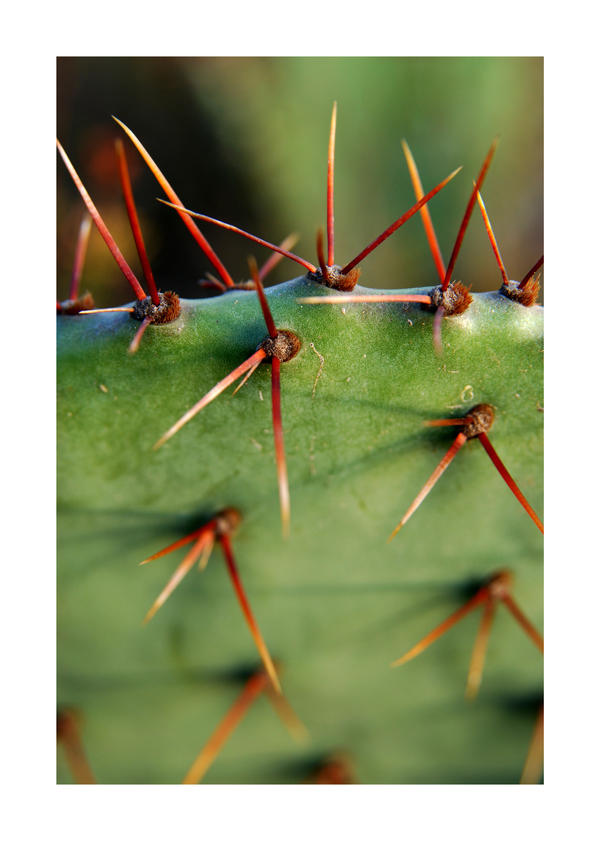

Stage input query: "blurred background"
[{"left": 57, "top": 57, "right": 542, "bottom": 307}]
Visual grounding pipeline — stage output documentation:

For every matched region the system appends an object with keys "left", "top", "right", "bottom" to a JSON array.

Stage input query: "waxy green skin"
[{"left": 57, "top": 278, "right": 543, "bottom": 783}]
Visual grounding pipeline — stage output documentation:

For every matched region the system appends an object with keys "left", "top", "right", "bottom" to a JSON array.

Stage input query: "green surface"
[{"left": 57, "top": 278, "right": 543, "bottom": 784}]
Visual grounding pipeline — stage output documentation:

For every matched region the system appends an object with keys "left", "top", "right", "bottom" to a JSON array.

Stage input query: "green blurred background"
[{"left": 57, "top": 57, "right": 542, "bottom": 306}]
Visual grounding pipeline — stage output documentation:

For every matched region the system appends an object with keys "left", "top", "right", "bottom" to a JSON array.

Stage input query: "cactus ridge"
[{"left": 57, "top": 107, "right": 543, "bottom": 784}]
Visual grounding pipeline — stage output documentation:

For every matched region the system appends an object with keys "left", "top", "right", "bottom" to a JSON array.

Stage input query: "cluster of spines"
[
  {"left": 388, "top": 403, "right": 544, "bottom": 541},
  {"left": 58, "top": 104, "right": 543, "bottom": 784},
  {"left": 57, "top": 138, "right": 181, "bottom": 354},
  {"left": 140, "top": 506, "right": 282, "bottom": 694},
  {"left": 391, "top": 569, "right": 543, "bottom": 696}
]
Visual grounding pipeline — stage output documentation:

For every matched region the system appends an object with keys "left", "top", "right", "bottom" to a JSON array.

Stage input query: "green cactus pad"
[{"left": 58, "top": 277, "right": 542, "bottom": 784}]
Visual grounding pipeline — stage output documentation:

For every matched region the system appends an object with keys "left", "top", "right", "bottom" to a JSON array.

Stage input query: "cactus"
[{"left": 57, "top": 59, "right": 542, "bottom": 784}]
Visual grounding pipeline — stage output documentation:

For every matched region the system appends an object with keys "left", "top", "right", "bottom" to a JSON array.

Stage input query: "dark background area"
[{"left": 57, "top": 57, "right": 542, "bottom": 307}]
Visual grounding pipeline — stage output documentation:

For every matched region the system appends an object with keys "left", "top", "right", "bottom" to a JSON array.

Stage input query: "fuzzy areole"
[
  {"left": 132, "top": 290, "right": 181, "bottom": 324},
  {"left": 307, "top": 265, "right": 361, "bottom": 292},
  {"left": 429, "top": 280, "right": 473, "bottom": 316},
  {"left": 487, "top": 569, "right": 513, "bottom": 600},
  {"left": 58, "top": 292, "right": 95, "bottom": 315},
  {"left": 463, "top": 403, "right": 495, "bottom": 439},
  {"left": 499, "top": 278, "right": 540, "bottom": 308},
  {"left": 214, "top": 507, "right": 242, "bottom": 538},
  {"left": 258, "top": 329, "right": 302, "bottom": 363}
]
